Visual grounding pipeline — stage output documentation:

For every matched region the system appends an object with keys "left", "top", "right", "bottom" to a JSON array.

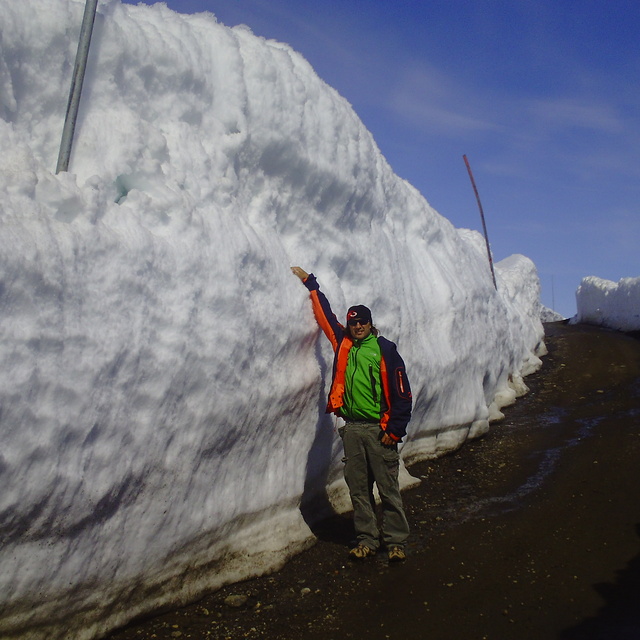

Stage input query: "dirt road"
[{"left": 107, "top": 322, "right": 640, "bottom": 640}]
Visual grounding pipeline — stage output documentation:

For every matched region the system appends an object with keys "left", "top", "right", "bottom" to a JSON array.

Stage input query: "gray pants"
[{"left": 339, "top": 421, "right": 410, "bottom": 550}]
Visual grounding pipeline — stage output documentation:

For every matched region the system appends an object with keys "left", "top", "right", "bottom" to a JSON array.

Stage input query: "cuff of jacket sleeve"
[{"left": 303, "top": 273, "right": 318, "bottom": 291}]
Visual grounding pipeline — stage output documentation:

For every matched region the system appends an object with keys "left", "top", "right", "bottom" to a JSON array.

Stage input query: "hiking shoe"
[
  {"left": 349, "top": 544, "right": 376, "bottom": 560},
  {"left": 388, "top": 546, "right": 406, "bottom": 562}
]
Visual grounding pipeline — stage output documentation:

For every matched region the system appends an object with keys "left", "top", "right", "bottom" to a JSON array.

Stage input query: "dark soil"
[{"left": 106, "top": 322, "right": 640, "bottom": 640}]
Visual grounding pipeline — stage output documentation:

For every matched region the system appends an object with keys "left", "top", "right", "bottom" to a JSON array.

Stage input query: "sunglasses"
[{"left": 347, "top": 318, "right": 370, "bottom": 327}]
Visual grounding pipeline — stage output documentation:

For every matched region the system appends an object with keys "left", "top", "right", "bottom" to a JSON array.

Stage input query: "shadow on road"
[{"left": 561, "top": 524, "right": 640, "bottom": 640}]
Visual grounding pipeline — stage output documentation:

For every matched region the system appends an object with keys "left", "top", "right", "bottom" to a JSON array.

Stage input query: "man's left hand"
[{"left": 380, "top": 432, "right": 397, "bottom": 447}]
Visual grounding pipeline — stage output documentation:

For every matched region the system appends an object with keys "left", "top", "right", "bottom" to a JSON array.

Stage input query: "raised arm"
[{"left": 291, "top": 267, "right": 345, "bottom": 351}]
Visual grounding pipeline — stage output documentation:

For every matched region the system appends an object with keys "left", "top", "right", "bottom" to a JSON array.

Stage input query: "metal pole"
[
  {"left": 56, "top": 0, "right": 99, "bottom": 174},
  {"left": 463, "top": 154, "right": 497, "bottom": 290}
]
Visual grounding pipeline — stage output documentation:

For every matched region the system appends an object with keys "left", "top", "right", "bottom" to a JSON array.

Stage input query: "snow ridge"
[{"left": 0, "top": 1, "right": 543, "bottom": 638}]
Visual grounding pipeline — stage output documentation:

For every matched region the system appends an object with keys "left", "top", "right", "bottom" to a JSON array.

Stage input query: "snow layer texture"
[
  {"left": 0, "top": 1, "right": 544, "bottom": 638},
  {"left": 574, "top": 276, "right": 640, "bottom": 331}
]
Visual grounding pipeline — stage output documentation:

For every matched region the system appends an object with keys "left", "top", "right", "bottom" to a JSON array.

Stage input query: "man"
[{"left": 291, "top": 266, "right": 412, "bottom": 562}]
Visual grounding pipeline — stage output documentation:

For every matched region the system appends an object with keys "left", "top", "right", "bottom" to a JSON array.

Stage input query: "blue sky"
[{"left": 124, "top": 0, "right": 639, "bottom": 318}]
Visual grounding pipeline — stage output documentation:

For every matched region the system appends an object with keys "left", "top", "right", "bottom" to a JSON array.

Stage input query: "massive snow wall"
[
  {"left": 0, "top": 1, "right": 544, "bottom": 638},
  {"left": 574, "top": 276, "right": 640, "bottom": 332}
]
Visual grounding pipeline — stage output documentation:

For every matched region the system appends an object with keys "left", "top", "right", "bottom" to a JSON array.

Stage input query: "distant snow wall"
[
  {"left": 0, "top": 1, "right": 544, "bottom": 638},
  {"left": 574, "top": 276, "right": 640, "bottom": 332},
  {"left": 541, "top": 305, "right": 565, "bottom": 323}
]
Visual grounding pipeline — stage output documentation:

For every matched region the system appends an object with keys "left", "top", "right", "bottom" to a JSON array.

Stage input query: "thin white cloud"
[
  {"left": 385, "top": 62, "right": 499, "bottom": 136},
  {"left": 392, "top": 99, "right": 500, "bottom": 135},
  {"left": 527, "top": 97, "right": 625, "bottom": 134}
]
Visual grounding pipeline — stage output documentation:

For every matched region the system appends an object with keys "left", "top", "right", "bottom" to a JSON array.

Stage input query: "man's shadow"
[
  {"left": 299, "top": 340, "right": 354, "bottom": 546},
  {"left": 561, "top": 523, "right": 640, "bottom": 639}
]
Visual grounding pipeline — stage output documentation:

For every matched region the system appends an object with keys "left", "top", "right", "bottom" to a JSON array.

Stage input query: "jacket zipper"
[
  {"left": 369, "top": 364, "right": 378, "bottom": 402},
  {"left": 344, "top": 344, "right": 359, "bottom": 417}
]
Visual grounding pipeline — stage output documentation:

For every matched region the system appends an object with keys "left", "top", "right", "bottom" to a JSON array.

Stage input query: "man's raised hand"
[{"left": 291, "top": 266, "right": 309, "bottom": 281}]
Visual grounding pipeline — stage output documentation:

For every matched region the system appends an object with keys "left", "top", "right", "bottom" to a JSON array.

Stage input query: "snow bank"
[
  {"left": 541, "top": 305, "right": 565, "bottom": 323},
  {"left": 0, "top": 1, "right": 544, "bottom": 638},
  {"left": 574, "top": 276, "right": 640, "bottom": 332}
]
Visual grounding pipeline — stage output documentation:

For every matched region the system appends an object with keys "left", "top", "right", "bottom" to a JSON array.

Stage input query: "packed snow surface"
[
  {"left": 0, "top": 1, "right": 545, "bottom": 638},
  {"left": 574, "top": 276, "right": 640, "bottom": 332}
]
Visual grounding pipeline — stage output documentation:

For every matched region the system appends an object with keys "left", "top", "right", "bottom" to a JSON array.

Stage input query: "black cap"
[{"left": 346, "top": 305, "right": 372, "bottom": 325}]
